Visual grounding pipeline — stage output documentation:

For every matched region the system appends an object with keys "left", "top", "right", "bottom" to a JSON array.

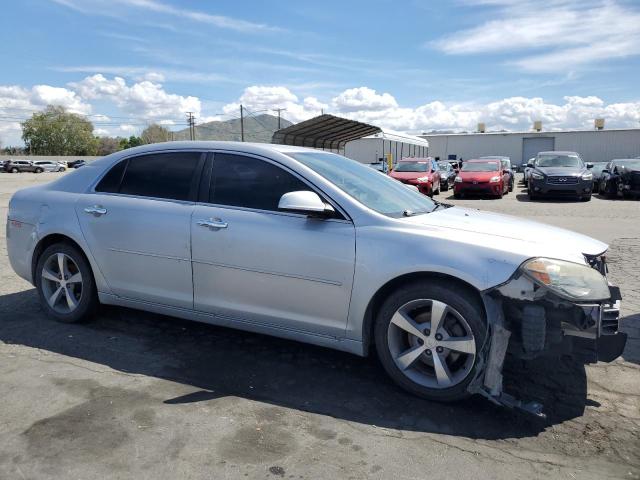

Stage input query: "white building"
[
  {"left": 420, "top": 128, "right": 640, "bottom": 168},
  {"left": 344, "top": 131, "right": 430, "bottom": 165}
]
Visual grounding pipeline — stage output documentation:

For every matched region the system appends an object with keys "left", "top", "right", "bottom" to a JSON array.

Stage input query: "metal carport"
[{"left": 271, "top": 114, "right": 381, "bottom": 151}]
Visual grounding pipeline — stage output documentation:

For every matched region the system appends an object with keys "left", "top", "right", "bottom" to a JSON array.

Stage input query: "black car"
[
  {"left": 437, "top": 161, "right": 457, "bottom": 190},
  {"left": 527, "top": 151, "right": 594, "bottom": 201},
  {"left": 67, "top": 159, "right": 86, "bottom": 169},
  {"left": 589, "top": 162, "right": 608, "bottom": 193},
  {"left": 599, "top": 159, "right": 640, "bottom": 199}
]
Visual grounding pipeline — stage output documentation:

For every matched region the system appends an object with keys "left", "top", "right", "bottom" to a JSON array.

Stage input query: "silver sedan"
[{"left": 6, "top": 142, "right": 625, "bottom": 412}]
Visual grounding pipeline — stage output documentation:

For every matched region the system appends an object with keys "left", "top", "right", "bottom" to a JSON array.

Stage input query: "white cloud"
[
  {"left": 51, "top": 0, "right": 282, "bottom": 33},
  {"left": 222, "top": 86, "right": 640, "bottom": 134},
  {"left": 332, "top": 87, "right": 398, "bottom": 112},
  {"left": 222, "top": 86, "right": 327, "bottom": 123},
  {"left": 432, "top": 0, "right": 640, "bottom": 72},
  {"left": 70, "top": 74, "right": 201, "bottom": 121},
  {"left": 0, "top": 84, "right": 93, "bottom": 145}
]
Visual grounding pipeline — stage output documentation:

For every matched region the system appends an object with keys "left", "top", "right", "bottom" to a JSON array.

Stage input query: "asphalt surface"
[{"left": 1, "top": 171, "right": 638, "bottom": 480}]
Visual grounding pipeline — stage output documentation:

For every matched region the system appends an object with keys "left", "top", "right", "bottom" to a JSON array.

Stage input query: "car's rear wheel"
[
  {"left": 35, "top": 243, "right": 98, "bottom": 323},
  {"left": 35, "top": 167, "right": 43, "bottom": 173},
  {"left": 11, "top": 167, "right": 18, "bottom": 173},
  {"left": 375, "top": 281, "right": 487, "bottom": 402}
]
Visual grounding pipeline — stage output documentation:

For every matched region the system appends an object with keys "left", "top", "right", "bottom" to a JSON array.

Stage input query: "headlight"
[
  {"left": 454, "top": 176, "right": 462, "bottom": 183},
  {"left": 531, "top": 171, "right": 544, "bottom": 180},
  {"left": 489, "top": 176, "right": 500, "bottom": 183},
  {"left": 582, "top": 172, "right": 593, "bottom": 181},
  {"left": 521, "top": 257, "right": 610, "bottom": 301},
  {"left": 416, "top": 176, "right": 430, "bottom": 183}
]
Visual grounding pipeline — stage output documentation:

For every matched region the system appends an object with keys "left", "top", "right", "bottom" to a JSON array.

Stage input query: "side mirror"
[
  {"left": 278, "top": 191, "right": 335, "bottom": 217},
  {"left": 602, "top": 169, "right": 609, "bottom": 174},
  {"left": 586, "top": 163, "right": 594, "bottom": 169},
  {"left": 527, "top": 163, "right": 534, "bottom": 168}
]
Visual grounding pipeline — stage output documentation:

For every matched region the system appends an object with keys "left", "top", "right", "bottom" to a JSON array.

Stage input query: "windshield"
[
  {"left": 461, "top": 162, "right": 499, "bottom": 172},
  {"left": 288, "top": 151, "right": 437, "bottom": 217},
  {"left": 438, "top": 164, "right": 449, "bottom": 171},
  {"left": 536, "top": 155, "right": 582, "bottom": 168},
  {"left": 615, "top": 160, "right": 640, "bottom": 170},
  {"left": 590, "top": 162, "right": 607, "bottom": 175},
  {"left": 393, "top": 162, "right": 429, "bottom": 172}
]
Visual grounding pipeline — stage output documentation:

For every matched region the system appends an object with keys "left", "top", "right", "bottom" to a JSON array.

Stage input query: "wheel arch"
[
  {"left": 31, "top": 233, "right": 92, "bottom": 284},
  {"left": 360, "top": 271, "right": 486, "bottom": 356}
]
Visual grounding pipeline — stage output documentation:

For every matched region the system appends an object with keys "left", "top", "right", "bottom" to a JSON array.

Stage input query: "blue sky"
[{"left": 1, "top": 0, "right": 640, "bottom": 145}]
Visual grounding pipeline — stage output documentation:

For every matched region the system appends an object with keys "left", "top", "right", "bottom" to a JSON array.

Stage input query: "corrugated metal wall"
[
  {"left": 421, "top": 129, "right": 640, "bottom": 167},
  {"left": 344, "top": 138, "right": 429, "bottom": 164}
]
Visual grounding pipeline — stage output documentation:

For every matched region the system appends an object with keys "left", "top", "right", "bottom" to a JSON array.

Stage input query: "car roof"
[
  {"left": 537, "top": 151, "right": 579, "bottom": 156},
  {"left": 479, "top": 156, "right": 509, "bottom": 160},
  {"left": 612, "top": 158, "right": 639, "bottom": 162},
  {"left": 399, "top": 157, "right": 432, "bottom": 162},
  {"left": 466, "top": 158, "right": 500, "bottom": 163}
]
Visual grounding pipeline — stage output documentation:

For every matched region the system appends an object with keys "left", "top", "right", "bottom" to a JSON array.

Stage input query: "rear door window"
[{"left": 97, "top": 152, "right": 202, "bottom": 201}]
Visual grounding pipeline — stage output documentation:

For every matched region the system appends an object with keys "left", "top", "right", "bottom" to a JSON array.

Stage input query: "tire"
[
  {"left": 454, "top": 192, "right": 462, "bottom": 199},
  {"left": 11, "top": 167, "right": 18, "bottom": 173},
  {"left": 581, "top": 194, "right": 591, "bottom": 202},
  {"left": 59, "top": 167, "right": 66, "bottom": 172},
  {"left": 35, "top": 167, "right": 44, "bottom": 173},
  {"left": 433, "top": 182, "right": 440, "bottom": 195},
  {"left": 509, "top": 180, "right": 514, "bottom": 192},
  {"left": 441, "top": 181, "right": 448, "bottom": 192},
  {"left": 374, "top": 280, "right": 488, "bottom": 402},
  {"left": 35, "top": 243, "right": 98, "bottom": 323}
]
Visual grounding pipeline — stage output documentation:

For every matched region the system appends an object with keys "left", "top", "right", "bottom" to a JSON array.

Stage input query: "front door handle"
[
  {"left": 197, "top": 218, "right": 228, "bottom": 229},
  {"left": 84, "top": 205, "right": 107, "bottom": 216}
]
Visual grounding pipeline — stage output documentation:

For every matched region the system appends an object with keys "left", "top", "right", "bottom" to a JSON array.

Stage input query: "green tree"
[
  {"left": 21, "top": 105, "right": 98, "bottom": 155},
  {"left": 96, "top": 136, "right": 122, "bottom": 156},
  {"left": 118, "top": 135, "right": 143, "bottom": 150},
  {"left": 141, "top": 123, "right": 172, "bottom": 144}
]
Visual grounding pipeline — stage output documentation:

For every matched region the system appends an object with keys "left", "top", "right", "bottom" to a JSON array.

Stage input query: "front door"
[
  {"left": 191, "top": 153, "right": 356, "bottom": 337},
  {"left": 76, "top": 151, "right": 203, "bottom": 309}
]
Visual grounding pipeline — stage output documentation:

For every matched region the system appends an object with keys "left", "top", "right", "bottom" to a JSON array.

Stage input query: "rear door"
[
  {"left": 76, "top": 151, "right": 204, "bottom": 309},
  {"left": 191, "top": 152, "right": 356, "bottom": 337}
]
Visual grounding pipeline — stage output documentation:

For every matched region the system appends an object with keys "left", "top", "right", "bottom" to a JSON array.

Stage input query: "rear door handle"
[
  {"left": 84, "top": 205, "right": 107, "bottom": 216},
  {"left": 197, "top": 218, "right": 228, "bottom": 229}
]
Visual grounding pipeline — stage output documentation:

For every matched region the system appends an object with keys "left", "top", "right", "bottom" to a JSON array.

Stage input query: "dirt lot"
[{"left": 1, "top": 171, "right": 638, "bottom": 480}]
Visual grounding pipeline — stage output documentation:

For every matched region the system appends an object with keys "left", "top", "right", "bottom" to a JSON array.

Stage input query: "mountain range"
[{"left": 173, "top": 113, "right": 292, "bottom": 143}]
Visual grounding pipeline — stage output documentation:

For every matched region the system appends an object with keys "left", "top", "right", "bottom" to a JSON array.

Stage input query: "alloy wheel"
[
  {"left": 40, "top": 252, "right": 84, "bottom": 314},
  {"left": 387, "top": 299, "right": 476, "bottom": 389}
]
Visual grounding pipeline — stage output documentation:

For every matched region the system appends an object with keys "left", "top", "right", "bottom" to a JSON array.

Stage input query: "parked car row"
[
  {"left": 525, "top": 151, "right": 640, "bottom": 201},
  {"left": 387, "top": 156, "right": 515, "bottom": 200},
  {"left": 2, "top": 159, "right": 86, "bottom": 173}
]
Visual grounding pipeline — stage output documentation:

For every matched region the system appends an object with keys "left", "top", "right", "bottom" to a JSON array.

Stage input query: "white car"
[
  {"left": 32, "top": 160, "right": 66, "bottom": 173},
  {"left": 6, "top": 142, "right": 625, "bottom": 414}
]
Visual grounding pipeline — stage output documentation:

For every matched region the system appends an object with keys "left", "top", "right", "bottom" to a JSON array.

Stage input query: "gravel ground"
[{"left": 0, "top": 171, "right": 638, "bottom": 480}]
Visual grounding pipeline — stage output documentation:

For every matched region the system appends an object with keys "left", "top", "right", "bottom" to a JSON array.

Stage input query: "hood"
[
  {"left": 535, "top": 166, "right": 584, "bottom": 176},
  {"left": 390, "top": 171, "right": 430, "bottom": 181},
  {"left": 400, "top": 207, "right": 607, "bottom": 262},
  {"left": 458, "top": 171, "right": 498, "bottom": 181}
]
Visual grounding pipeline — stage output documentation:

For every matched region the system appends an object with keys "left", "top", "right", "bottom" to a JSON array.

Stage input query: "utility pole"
[
  {"left": 240, "top": 104, "right": 245, "bottom": 142},
  {"left": 273, "top": 108, "right": 287, "bottom": 129},
  {"left": 186, "top": 112, "right": 196, "bottom": 140}
]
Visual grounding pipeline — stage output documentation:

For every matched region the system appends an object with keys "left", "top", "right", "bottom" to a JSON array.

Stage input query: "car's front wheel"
[
  {"left": 375, "top": 281, "right": 487, "bottom": 402},
  {"left": 35, "top": 243, "right": 98, "bottom": 323}
]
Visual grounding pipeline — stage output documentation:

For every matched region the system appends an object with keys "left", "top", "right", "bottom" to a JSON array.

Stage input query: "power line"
[{"left": 186, "top": 112, "right": 195, "bottom": 140}]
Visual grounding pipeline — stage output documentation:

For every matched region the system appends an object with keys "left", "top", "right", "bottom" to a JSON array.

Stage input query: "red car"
[
  {"left": 453, "top": 159, "right": 510, "bottom": 198},
  {"left": 389, "top": 158, "right": 441, "bottom": 196}
]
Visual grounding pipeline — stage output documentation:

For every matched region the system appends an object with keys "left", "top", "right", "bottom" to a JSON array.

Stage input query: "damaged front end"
[{"left": 468, "top": 253, "right": 626, "bottom": 417}]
